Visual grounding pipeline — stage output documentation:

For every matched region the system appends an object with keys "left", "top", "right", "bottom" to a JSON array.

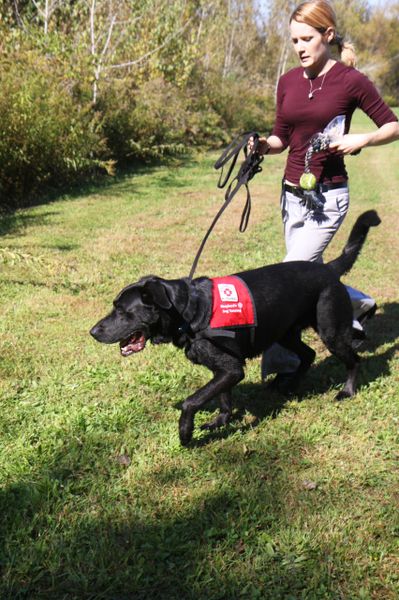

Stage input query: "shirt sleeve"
[
  {"left": 271, "top": 76, "right": 291, "bottom": 148},
  {"left": 346, "top": 69, "right": 398, "bottom": 127}
]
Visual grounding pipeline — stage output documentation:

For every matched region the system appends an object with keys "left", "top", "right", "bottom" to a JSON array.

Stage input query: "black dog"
[{"left": 91, "top": 210, "right": 380, "bottom": 445}]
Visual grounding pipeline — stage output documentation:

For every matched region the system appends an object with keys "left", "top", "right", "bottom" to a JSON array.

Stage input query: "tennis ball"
[{"left": 299, "top": 172, "right": 317, "bottom": 190}]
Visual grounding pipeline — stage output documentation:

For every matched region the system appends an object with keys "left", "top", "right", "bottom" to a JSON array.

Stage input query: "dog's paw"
[
  {"left": 201, "top": 412, "right": 231, "bottom": 431},
  {"left": 335, "top": 389, "right": 352, "bottom": 401},
  {"left": 267, "top": 373, "right": 299, "bottom": 395},
  {"left": 179, "top": 412, "right": 194, "bottom": 446}
]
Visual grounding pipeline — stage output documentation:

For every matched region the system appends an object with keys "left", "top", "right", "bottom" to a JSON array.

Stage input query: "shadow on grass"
[
  {"left": 0, "top": 431, "right": 325, "bottom": 600},
  {"left": 0, "top": 154, "right": 205, "bottom": 238},
  {"left": 1, "top": 308, "right": 397, "bottom": 598},
  {"left": 178, "top": 301, "right": 399, "bottom": 447},
  {"left": 362, "top": 301, "right": 399, "bottom": 349},
  {"left": 0, "top": 210, "right": 61, "bottom": 237}
]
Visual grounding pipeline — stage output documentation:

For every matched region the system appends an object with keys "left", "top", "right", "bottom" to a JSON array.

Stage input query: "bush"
[
  {"left": 203, "top": 72, "right": 275, "bottom": 137},
  {"left": 0, "top": 50, "right": 111, "bottom": 208},
  {"left": 100, "top": 75, "right": 275, "bottom": 163},
  {"left": 382, "top": 94, "right": 398, "bottom": 107},
  {"left": 100, "top": 78, "right": 190, "bottom": 163},
  {"left": 0, "top": 41, "right": 274, "bottom": 207}
]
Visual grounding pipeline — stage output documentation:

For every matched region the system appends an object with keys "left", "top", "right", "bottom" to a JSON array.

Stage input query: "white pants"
[
  {"left": 282, "top": 185, "right": 349, "bottom": 262},
  {"left": 261, "top": 185, "right": 375, "bottom": 376},
  {"left": 281, "top": 185, "right": 375, "bottom": 316}
]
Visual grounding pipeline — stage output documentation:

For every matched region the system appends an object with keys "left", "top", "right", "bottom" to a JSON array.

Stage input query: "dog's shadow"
[{"left": 185, "top": 301, "right": 399, "bottom": 447}]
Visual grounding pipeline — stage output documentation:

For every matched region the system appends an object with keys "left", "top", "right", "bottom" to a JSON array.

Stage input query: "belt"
[{"left": 283, "top": 181, "right": 348, "bottom": 199}]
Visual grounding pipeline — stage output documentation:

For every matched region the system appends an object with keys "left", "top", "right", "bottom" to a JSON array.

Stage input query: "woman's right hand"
[{"left": 248, "top": 136, "right": 270, "bottom": 155}]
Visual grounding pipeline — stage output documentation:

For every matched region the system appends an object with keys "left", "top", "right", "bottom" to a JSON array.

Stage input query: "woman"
[{"left": 255, "top": 0, "right": 399, "bottom": 377}]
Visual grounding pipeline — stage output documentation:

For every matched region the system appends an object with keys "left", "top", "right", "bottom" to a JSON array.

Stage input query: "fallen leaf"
[
  {"left": 115, "top": 454, "right": 131, "bottom": 467},
  {"left": 302, "top": 480, "right": 318, "bottom": 490}
]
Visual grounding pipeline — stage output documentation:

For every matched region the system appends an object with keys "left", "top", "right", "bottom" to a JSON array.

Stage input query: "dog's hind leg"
[
  {"left": 319, "top": 324, "right": 360, "bottom": 399},
  {"left": 336, "top": 361, "right": 359, "bottom": 400},
  {"left": 201, "top": 389, "right": 233, "bottom": 432},
  {"left": 321, "top": 334, "right": 360, "bottom": 400},
  {"left": 316, "top": 286, "right": 360, "bottom": 400},
  {"left": 269, "top": 329, "right": 316, "bottom": 393}
]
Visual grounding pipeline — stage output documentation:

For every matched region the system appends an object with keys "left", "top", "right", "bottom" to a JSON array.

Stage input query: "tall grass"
[{"left": 0, "top": 111, "right": 398, "bottom": 599}]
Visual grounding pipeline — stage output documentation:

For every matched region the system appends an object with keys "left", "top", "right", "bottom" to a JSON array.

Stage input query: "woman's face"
[{"left": 290, "top": 20, "right": 333, "bottom": 73}]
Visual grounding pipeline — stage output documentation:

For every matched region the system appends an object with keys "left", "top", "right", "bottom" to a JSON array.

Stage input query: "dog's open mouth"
[{"left": 120, "top": 332, "right": 146, "bottom": 356}]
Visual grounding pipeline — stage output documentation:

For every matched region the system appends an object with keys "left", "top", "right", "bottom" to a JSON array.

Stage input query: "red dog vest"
[{"left": 209, "top": 276, "right": 257, "bottom": 329}]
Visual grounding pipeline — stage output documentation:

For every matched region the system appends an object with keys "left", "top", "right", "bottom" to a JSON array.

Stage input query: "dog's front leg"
[
  {"left": 179, "top": 370, "right": 243, "bottom": 446},
  {"left": 201, "top": 390, "right": 233, "bottom": 432}
]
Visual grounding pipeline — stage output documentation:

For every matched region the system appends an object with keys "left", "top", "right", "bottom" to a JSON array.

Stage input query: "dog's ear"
[
  {"left": 141, "top": 278, "right": 188, "bottom": 313},
  {"left": 141, "top": 280, "right": 172, "bottom": 309}
]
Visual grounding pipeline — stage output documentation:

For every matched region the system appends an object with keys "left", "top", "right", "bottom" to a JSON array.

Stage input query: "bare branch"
[
  {"left": 100, "top": 15, "right": 116, "bottom": 59},
  {"left": 106, "top": 14, "right": 194, "bottom": 71},
  {"left": 31, "top": 0, "right": 43, "bottom": 15},
  {"left": 31, "top": 0, "right": 62, "bottom": 34},
  {"left": 12, "top": 0, "right": 25, "bottom": 28}
]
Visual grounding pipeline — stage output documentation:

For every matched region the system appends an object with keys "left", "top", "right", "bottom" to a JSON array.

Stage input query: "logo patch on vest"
[{"left": 210, "top": 276, "right": 257, "bottom": 329}]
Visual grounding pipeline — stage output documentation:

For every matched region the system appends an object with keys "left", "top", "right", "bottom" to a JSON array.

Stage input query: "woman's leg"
[
  {"left": 345, "top": 285, "right": 377, "bottom": 320},
  {"left": 283, "top": 187, "right": 376, "bottom": 323},
  {"left": 262, "top": 185, "right": 374, "bottom": 379},
  {"left": 283, "top": 186, "right": 349, "bottom": 262}
]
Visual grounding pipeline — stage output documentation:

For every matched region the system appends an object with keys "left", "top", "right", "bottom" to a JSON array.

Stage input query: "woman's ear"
[{"left": 325, "top": 27, "right": 335, "bottom": 44}]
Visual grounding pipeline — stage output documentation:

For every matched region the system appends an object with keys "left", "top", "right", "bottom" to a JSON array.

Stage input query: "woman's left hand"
[{"left": 329, "top": 133, "right": 369, "bottom": 155}]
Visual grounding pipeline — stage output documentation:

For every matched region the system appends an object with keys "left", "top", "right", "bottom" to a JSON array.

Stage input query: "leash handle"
[
  {"left": 214, "top": 132, "right": 259, "bottom": 188},
  {"left": 188, "top": 132, "right": 264, "bottom": 281}
]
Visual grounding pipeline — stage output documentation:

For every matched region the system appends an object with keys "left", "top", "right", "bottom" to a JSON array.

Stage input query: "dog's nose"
[{"left": 90, "top": 323, "right": 102, "bottom": 340}]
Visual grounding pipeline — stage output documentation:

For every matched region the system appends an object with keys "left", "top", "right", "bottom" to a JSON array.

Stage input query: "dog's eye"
[{"left": 141, "top": 291, "right": 152, "bottom": 305}]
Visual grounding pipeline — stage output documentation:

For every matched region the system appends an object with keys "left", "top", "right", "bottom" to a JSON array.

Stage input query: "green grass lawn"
[{"left": 1, "top": 110, "right": 398, "bottom": 599}]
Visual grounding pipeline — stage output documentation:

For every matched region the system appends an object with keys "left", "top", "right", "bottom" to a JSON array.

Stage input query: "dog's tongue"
[{"left": 120, "top": 333, "right": 146, "bottom": 356}]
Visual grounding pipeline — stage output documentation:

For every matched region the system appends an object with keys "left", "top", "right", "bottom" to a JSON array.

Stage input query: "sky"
[
  {"left": 255, "top": 0, "right": 397, "bottom": 21},
  {"left": 367, "top": 0, "right": 396, "bottom": 5}
]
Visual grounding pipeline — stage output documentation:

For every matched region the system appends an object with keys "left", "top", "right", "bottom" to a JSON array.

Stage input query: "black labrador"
[{"left": 91, "top": 210, "right": 380, "bottom": 445}]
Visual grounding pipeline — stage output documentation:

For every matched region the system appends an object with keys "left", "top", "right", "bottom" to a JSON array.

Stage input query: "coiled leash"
[
  {"left": 298, "top": 115, "right": 361, "bottom": 211},
  {"left": 188, "top": 132, "right": 264, "bottom": 281},
  {"left": 299, "top": 132, "right": 332, "bottom": 211}
]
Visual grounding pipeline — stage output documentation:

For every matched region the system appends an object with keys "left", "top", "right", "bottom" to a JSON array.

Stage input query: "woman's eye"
[{"left": 292, "top": 37, "right": 312, "bottom": 44}]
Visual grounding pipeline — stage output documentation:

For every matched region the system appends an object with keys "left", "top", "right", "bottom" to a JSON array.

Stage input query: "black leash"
[{"left": 188, "top": 132, "right": 264, "bottom": 281}]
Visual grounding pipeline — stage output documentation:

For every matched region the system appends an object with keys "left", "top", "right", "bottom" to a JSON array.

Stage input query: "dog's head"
[{"left": 90, "top": 276, "right": 191, "bottom": 356}]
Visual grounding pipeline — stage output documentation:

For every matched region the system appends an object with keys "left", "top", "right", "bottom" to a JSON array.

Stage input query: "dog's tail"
[{"left": 328, "top": 210, "right": 381, "bottom": 277}]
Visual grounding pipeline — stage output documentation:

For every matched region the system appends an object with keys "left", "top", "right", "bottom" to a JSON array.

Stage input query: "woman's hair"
[{"left": 290, "top": 1, "right": 357, "bottom": 67}]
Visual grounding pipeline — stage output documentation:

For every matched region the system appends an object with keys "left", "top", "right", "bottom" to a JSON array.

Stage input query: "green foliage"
[
  {"left": 0, "top": 46, "right": 111, "bottom": 208},
  {"left": 383, "top": 94, "right": 398, "bottom": 107},
  {"left": 204, "top": 73, "right": 275, "bottom": 135},
  {"left": 100, "top": 79, "right": 190, "bottom": 161},
  {"left": 69, "top": 72, "right": 273, "bottom": 165}
]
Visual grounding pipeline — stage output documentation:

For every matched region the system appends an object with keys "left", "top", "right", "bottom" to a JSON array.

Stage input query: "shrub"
[
  {"left": 100, "top": 75, "right": 274, "bottom": 163},
  {"left": 0, "top": 49, "right": 111, "bottom": 208},
  {"left": 202, "top": 72, "right": 275, "bottom": 136},
  {"left": 100, "top": 78, "right": 190, "bottom": 163},
  {"left": 382, "top": 94, "right": 398, "bottom": 107}
]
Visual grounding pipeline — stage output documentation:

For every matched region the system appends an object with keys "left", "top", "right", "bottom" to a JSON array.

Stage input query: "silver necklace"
[{"left": 308, "top": 71, "right": 328, "bottom": 99}]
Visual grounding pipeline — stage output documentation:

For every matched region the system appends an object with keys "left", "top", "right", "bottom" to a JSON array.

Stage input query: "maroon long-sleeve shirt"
[{"left": 272, "top": 61, "right": 398, "bottom": 185}]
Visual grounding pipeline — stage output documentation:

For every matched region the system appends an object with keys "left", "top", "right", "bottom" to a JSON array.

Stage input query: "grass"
[{"left": 0, "top": 110, "right": 398, "bottom": 599}]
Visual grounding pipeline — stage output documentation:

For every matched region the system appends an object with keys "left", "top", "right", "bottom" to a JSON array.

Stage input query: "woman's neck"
[{"left": 305, "top": 58, "right": 336, "bottom": 79}]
